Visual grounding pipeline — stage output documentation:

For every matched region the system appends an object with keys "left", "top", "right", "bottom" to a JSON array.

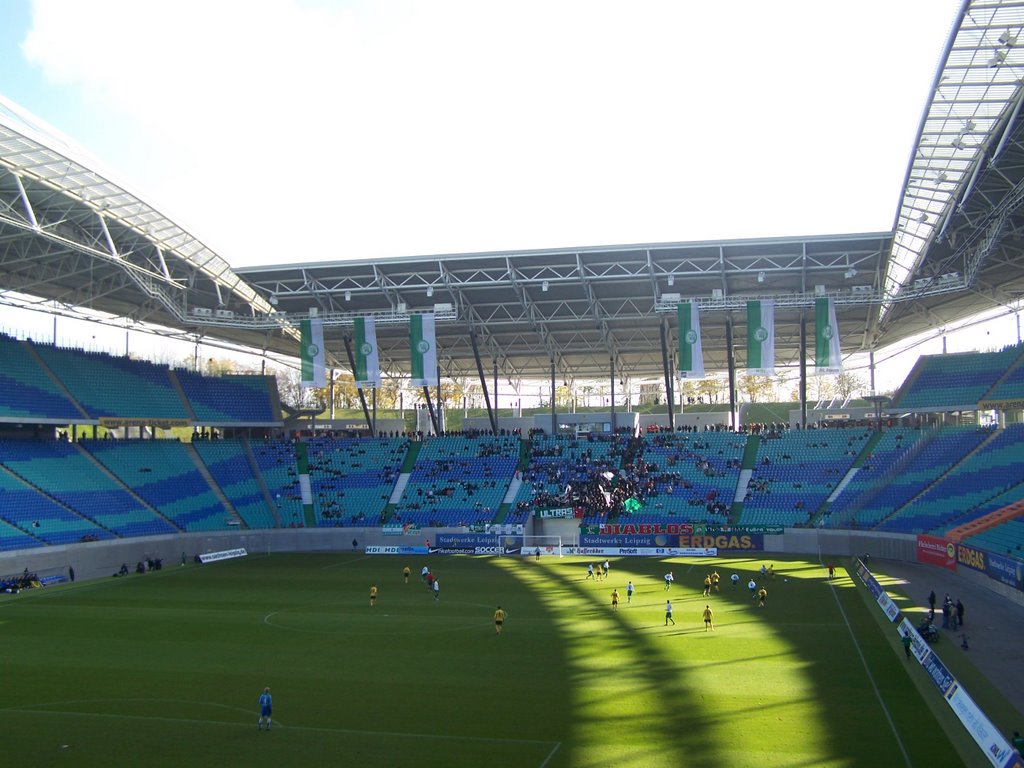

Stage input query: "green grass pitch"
[{"left": 0, "top": 553, "right": 995, "bottom": 767}]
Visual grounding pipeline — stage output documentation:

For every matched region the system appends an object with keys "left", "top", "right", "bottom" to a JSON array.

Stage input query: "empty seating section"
[
  {"left": 627, "top": 432, "right": 745, "bottom": 525},
  {"left": 840, "top": 427, "right": 991, "bottom": 530},
  {"left": 175, "top": 370, "right": 275, "bottom": 422},
  {"left": 514, "top": 434, "right": 621, "bottom": 525},
  {"left": 250, "top": 439, "right": 305, "bottom": 526},
  {"left": 742, "top": 430, "right": 871, "bottom": 527},
  {"left": 893, "top": 345, "right": 1023, "bottom": 409},
  {"left": 0, "top": 441, "right": 123, "bottom": 543},
  {"left": 0, "top": 335, "right": 81, "bottom": 420},
  {"left": 983, "top": 354, "right": 1024, "bottom": 403},
  {"left": 827, "top": 427, "right": 924, "bottom": 520},
  {"left": 193, "top": 440, "right": 276, "bottom": 529},
  {"left": 307, "top": 437, "right": 408, "bottom": 526},
  {"left": 32, "top": 343, "right": 188, "bottom": 420},
  {"left": 83, "top": 441, "right": 231, "bottom": 531},
  {"left": 964, "top": 518, "right": 1024, "bottom": 557},
  {"left": 0, "top": 438, "right": 173, "bottom": 540},
  {"left": 394, "top": 435, "right": 519, "bottom": 527},
  {"left": 878, "top": 424, "right": 1024, "bottom": 533},
  {"left": 0, "top": 516, "right": 44, "bottom": 552}
]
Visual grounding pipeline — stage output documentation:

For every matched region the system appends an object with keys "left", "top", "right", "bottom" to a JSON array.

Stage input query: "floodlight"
[
  {"left": 757, "top": 271, "right": 766, "bottom": 283},
  {"left": 344, "top": 290, "right": 351, "bottom": 301},
  {"left": 426, "top": 286, "right": 434, "bottom": 297},
  {"left": 542, "top": 280, "right": 549, "bottom": 292}
]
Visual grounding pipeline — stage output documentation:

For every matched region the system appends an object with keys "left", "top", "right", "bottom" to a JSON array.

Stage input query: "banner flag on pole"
[
  {"left": 677, "top": 302, "right": 705, "bottom": 379},
  {"left": 354, "top": 316, "right": 381, "bottom": 389},
  {"left": 410, "top": 313, "right": 437, "bottom": 387},
  {"left": 746, "top": 300, "right": 775, "bottom": 376},
  {"left": 814, "top": 297, "right": 843, "bottom": 375},
  {"left": 300, "top": 316, "right": 326, "bottom": 388}
]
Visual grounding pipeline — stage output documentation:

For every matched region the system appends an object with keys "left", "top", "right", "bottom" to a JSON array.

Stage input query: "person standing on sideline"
[
  {"left": 433, "top": 578, "right": 440, "bottom": 601},
  {"left": 611, "top": 589, "right": 619, "bottom": 611},
  {"left": 403, "top": 566, "right": 411, "bottom": 583},
  {"left": 494, "top": 606, "right": 505, "bottom": 635},
  {"left": 626, "top": 580, "right": 635, "bottom": 604},
  {"left": 370, "top": 584, "right": 378, "bottom": 607},
  {"left": 257, "top": 687, "right": 273, "bottom": 730},
  {"left": 181, "top": 551, "right": 187, "bottom": 567},
  {"left": 928, "top": 590, "right": 936, "bottom": 612},
  {"left": 664, "top": 599, "right": 676, "bottom": 626},
  {"left": 901, "top": 631, "right": 912, "bottom": 659},
  {"left": 956, "top": 599, "right": 965, "bottom": 627},
  {"left": 664, "top": 571, "right": 674, "bottom": 590},
  {"left": 702, "top": 604, "right": 714, "bottom": 631},
  {"left": 757, "top": 586, "right": 767, "bottom": 608}
]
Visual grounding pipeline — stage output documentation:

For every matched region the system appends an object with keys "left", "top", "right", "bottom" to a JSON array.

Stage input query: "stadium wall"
[{"left": 3, "top": 529, "right": 1021, "bottom": 608}]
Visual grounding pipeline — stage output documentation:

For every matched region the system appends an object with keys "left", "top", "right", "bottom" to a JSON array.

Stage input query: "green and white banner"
[
  {"left": 409, "top": 313, "right": 437, "bottom": 387},
  {"left": 677, "top": 302, "right": 705, "bottom": 379},
  {"left": 354, "top": 316, "right": 380, "bottom": 389},
  {"left": 746, "top": 300, "right": 775, "bottom": 376},
  {"left": 300, "top": 316, "right": 326, "bottom": 388},
  {"left": 814, "top": 297, "right": 842, "bottom": 375}
]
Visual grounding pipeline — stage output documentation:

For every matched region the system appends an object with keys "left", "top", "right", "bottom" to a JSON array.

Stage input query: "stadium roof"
[{"left": 3, "top": 0, "right": 1024, "bottom": 383}]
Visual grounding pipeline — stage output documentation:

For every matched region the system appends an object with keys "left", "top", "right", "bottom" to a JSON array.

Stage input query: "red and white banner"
[{"left": 917, "top": 534, "right": 957, "bottom": 571}]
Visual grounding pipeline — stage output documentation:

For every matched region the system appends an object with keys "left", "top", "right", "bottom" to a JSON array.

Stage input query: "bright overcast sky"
[{"left": 3, "top": 0, "right": 963, "bottom": 267}]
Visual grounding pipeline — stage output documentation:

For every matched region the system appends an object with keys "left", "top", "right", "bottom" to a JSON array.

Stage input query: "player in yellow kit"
[
  {"left": 494, "top": 606, "right": 506, "bottom": 635},
  {"left": 370, "top": 584, "right": 378, "bottom": 606}
]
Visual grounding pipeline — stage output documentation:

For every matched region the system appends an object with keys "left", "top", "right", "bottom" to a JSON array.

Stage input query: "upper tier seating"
[
  {"left": 0, "top": 335, "right": 81, "bottom": 421},
  {"left": 174, "top": 370, "right": 277, "bottom": 422},
  {"left": 892, "top": 344, "right": 1024, "bottom": 410},
  {"left": 32, "top": 343, "right": 189, "bottom": 420},
  {"left": 0, "top": 334, "right": 277, "bottom": 424}
]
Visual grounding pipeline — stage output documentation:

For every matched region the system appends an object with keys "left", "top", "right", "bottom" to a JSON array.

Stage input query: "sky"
[{"left": 5, "top": 0, "right": 1017, "bottom": 395}]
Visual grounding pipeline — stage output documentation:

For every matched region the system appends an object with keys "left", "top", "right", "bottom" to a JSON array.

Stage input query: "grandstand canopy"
[{"left": 3, "top": 1, "right": 1024, "bottom": 383}]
